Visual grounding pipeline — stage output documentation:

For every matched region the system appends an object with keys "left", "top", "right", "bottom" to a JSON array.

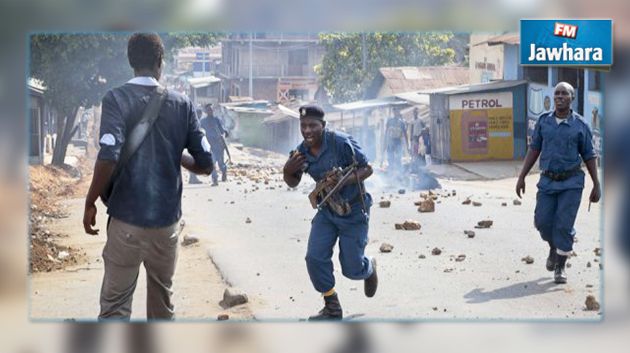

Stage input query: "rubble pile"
[{"left": 29, "top": 164, "right": 86, "bottom": 273}]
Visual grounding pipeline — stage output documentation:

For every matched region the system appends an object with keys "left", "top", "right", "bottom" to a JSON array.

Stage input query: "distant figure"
[
  {"left": 420, "top": 126, "right": 432, "bottom": 166},
  {"left": 410, "top": 107, "right": 425, "bottom": 169},
  {"left": 384, "top": 109, "right": 408, "bottom": 174},
  {"left": 200, "top": 104, "right": 229, "bottom": 186}
]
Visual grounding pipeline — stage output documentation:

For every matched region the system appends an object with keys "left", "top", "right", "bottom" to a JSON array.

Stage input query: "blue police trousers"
[
  {"left": 534, "top": 188, "right": 583, "bottom": 252},
  {"left": 305, "top": 207, "right": 373, "bottom": 293}
]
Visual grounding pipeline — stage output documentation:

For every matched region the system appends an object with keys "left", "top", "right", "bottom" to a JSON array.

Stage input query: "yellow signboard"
[{"left": 449, "top": 92, "right": 514, "bottom": 161}]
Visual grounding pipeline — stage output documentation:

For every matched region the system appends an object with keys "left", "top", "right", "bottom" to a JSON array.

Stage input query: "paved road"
[{"left": 182, "top": 155, "right": 602, "bottom": 321}]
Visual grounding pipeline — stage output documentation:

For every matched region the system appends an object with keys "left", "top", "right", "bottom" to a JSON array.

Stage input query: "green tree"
[
  {"left": 30, "top": 32, "right": 220, "bottom": 166},
  {"left": 315, "top": 32, "right": 458, "bottom": 103}
]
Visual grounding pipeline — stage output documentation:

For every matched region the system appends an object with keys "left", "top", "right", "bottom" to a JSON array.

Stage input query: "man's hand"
[
  {"left": 516, "top": 176, "right": 526, "bottom": 199},
  {"left": 284, "top": 151, "right": 306, "bottom": 176},
  {"left": 589, "top": 183, "right": 601, "bottom": 203},
  {"left": 324, "top": 172, "right": 341, "bottom": 188},
  {"left": 83, "top": 203, "right": 99, "bottom": 235}
]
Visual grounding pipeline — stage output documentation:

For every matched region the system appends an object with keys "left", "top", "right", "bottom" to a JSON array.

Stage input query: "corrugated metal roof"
[
  {"left": 377, "top": 66, "right": 469, "bottom": 95},
  {"left": 395, "top": 92, "right": 430, "bottom": 105},
  {"left": 263, "top": 104, "right": 300, "bottom": 124},
  {"left": 473, "top": 33, "right": 519, "bottom": 46},
  {"left": 421, "top": 80, "right": 528, "bottom": 95},
  {"left": 332, "top": 97, "right": 406, "bottom": 111},
  {"left": 187, "top": 75, "right": 221, "bottom": 88}
]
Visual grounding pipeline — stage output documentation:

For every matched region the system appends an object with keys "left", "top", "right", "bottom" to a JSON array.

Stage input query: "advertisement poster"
[{"left": 450, "top": 91, "right": 514, "bottom": 161}]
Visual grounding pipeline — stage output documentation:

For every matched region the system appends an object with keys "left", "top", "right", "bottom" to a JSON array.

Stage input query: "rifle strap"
[{"left": 325, "top": 129, "right": 368, "bottom": 216}]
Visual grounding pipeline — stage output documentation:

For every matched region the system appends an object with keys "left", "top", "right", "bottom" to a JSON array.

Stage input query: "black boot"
[
  {"left": 308, "top": 293, "right": 343, "bottom": 321},
  {"left": 364, "top": 258, "right": 378, "bottom": 298},
  {"left": 546, "top": 244, "right": 557, "bottom": 272},
  {"left": 554, "top": 255, "right": 568, "bottom": 284}
]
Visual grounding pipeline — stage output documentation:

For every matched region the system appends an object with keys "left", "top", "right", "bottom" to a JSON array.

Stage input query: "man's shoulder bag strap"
[{"left": 100, "top": 86, "right": 168, "bottom": 205}]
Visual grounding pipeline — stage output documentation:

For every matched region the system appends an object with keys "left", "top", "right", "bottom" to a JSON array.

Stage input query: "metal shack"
[{"left": 426, "top": 80, "right": 528, "bottom": 163}]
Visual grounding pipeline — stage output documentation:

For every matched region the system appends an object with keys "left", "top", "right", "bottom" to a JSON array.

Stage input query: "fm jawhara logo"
[{"left": 520, "top": 19, "right": 612, "bottom": 67}]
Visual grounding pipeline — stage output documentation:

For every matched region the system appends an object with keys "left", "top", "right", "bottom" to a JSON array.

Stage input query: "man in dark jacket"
[
  {"left": 200, "top": 104, "right": 229, "bottom": 185},
  {"left": 83, "top": 33, "right": 213, "bottom": 320}
]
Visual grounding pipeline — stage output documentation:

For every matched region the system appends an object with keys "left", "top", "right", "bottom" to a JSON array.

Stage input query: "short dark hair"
[{"left": 127, "top": 33, "right": 164, "bottom": 71}]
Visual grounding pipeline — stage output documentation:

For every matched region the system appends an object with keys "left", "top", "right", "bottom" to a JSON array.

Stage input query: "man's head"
[
  {"left": 127, "top": 33, "right": 164, "bottom": 80},
  {"left": 299, "top": 105, "right": 326, "bottom": 148},
  {"left": 553, "top": 82, "right": 575, "bottom": 113},
  {"left": 413, "top": 107, "right": 419, "bottom": 119},
  {"left": 205, "top": 103, "right": 213, "bottom": 117}
]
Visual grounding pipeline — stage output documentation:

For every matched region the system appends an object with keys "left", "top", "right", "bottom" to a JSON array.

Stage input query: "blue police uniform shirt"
[
  {"left": 98, "top": 78, "right": 213, "bottom": 228},
  {"left": 296, "top": 129, "right": 372, "bottom": 211},
  {"left": 200, "top": 115, "right": 226, "bottom": 144},
  {"left": 530, "top": 110, "right": 596, "bottom": 191}
]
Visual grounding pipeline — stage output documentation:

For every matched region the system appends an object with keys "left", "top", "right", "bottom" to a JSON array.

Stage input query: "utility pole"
[{"left": 249, "top": 32, "right": 253, "bottom": 98}]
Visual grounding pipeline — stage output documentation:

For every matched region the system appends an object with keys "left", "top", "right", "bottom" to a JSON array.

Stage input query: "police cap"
[{"left": 298, "top": 104, "right": 325, "bottom": 121}]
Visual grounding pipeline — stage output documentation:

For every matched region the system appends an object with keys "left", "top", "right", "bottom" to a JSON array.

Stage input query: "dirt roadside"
[{"left": 29, "top": 156, "right": 256, "bottom": 321}]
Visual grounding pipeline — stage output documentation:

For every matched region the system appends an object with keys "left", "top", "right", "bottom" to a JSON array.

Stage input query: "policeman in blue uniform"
[
  {"left": 283, "top": 105, "right": 378, "bottom": 320},
  {"left": 200, "top": 104, "right": 229, "bottom": 186},
  {"left": 516, "top": 82, "right": 601, "bottom": 284}
]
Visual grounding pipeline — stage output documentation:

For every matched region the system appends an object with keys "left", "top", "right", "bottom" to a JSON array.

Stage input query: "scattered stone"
[
  {"left": 501, "top": 202, "right": 507, "bottom": 207},
  {"left": 418, "top": 254, "right": 426, "bottom": 259},
  {"left": 455, "top": 254, "right": 466, "bottom": 262},
  {"left": 585, "top": 295, "right": 600, "bottom": 311},
  {"left": 217, "top": 314, "right": 229, "bottom": 321},
  {"left": 379, "top": 243, "right": 394, "bottom": 253},
  {"left": 586, "top": 284, "right": 594, "bottom": 288},
  {"left": 594, "top": 248, "right": 601, "bottom": 256},
  {"left": 444, "top": 268, "right": 454, "bottom": 273},
  {"left": 462, "top": 198, "right": 471, "bottom": 205},
  {"left": 417, "top": 199, "right": 435, "bottom": 213},
  {"left": 182, "top": 235, "right": 199, "bottom": 246},
  {"left": 452, "top": 190, "right": 457, "bottom": 196},
  {"left": 219, "top": 288, "right": 249, "bottom": 309},
  {"left": 566, "top": 262, "right": 572, "bottom": 268},
  {"left": 431, "top": 248, "right": 442, "bottom": 256},
  {"left": 398, "top": 189, "right": 406, "bottom": 194},
  {"left": 245, "top": 217, "right": 252, "bottom": 224},
  {"left": 57, "top": 251, "right": 70, "bottom": 260},
  {"left": 513, "top": 199, "right": 522, "bottom": 206},
  {"left": 464, "top": 230, "right": 475, "bottom": 238},
  {"left": 395, "top": 220, "right": 421, "bottom": 231},
  {"left": 587, "top": 262, "right": 592, "bottom": 268},
  {"left": 472, "top": 201, "right": 482, "bottom": 207},
  {"left": 475, "top": 220, "right": 493, "bottom": 229},
  {"left": 521, "top": 256, "right": 534, "bottom": 264},
  {"left": 379, "top": 200, "right": 391, "bottom": 208}
]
